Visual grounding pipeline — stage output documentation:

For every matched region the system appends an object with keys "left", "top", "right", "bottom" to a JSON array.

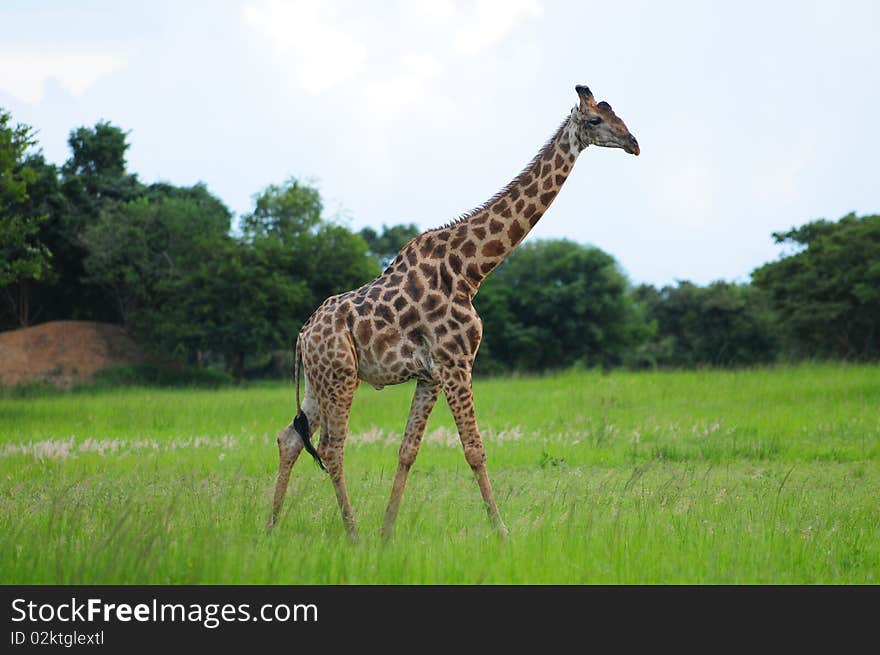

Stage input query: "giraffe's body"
[{"left": 269, "top": 86, "right": 639, "bottom": 540}]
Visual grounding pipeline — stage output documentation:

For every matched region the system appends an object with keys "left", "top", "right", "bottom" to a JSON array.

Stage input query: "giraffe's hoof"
[{"left": 497, "top": 523, "right": 510, "bottom": 540}]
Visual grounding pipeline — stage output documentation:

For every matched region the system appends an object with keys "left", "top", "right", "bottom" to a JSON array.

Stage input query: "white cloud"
[
  {"left": 362, "top": 53, "right": 450, "bottom": 120},
  {"left": 452, "top": 0, "right": 544, "bottom": 56},
  {"left": 242, "top": 0, "right": 366, "bottom": 95},
  {"left": 408, "top": 0, "right": 457, "bottom": 24},
  {"left": 243, "top": 0, "right": 544, "bottom": 97},
  {"left": 0, "top": 50, "right": 127, "bottom": 104},
  {"left": 352, "top": 52, "right": 455, "bottom": 180},
  {"left": 238, "top": 1, "right": 546, "bottom": 191}
]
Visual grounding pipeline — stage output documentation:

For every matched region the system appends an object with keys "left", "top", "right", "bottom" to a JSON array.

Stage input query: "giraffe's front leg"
[
  {"left": 382, "top": 379, "right": 441, "bottom": 539},
  {"left": 439, "top": 365, "right": 509, "bottom": 538}
]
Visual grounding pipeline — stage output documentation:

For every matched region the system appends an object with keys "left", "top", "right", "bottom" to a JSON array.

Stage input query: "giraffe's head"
[{"left": 572, "top": 85, "right": 640, "bottom": 156}]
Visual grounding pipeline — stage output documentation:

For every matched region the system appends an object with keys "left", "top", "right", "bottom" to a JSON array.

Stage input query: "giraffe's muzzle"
[{"left": 625, "top": 135, "right": 640, "bottom": 156}]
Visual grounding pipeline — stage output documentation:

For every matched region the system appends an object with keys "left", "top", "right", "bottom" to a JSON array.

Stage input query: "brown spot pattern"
[
  {"left": 404, "top": 270, "right": 424, "bottom": 302},
  {"left": 482, "top": 240, "right": 504, "bottom": 257},
  {"left": 438, "top": 264, "right": 454, "bottom": 295},
  {"left": 423, "top": 294, "right": 442, "bottom": 312},
  {"left": 466, "top": 325, "right": 480, "bottom": 351},
  {"left": 508, "top": 221, "right": 525, "bottom": 244},
  {"left": 375, "top": 304, "right": 394, "bottom": 324},
  {"left": 448, "top": 253, "right": 463, "bottom": 273},
  {"left": 399, "top": 306, "right": 419, "bottom": 329}
]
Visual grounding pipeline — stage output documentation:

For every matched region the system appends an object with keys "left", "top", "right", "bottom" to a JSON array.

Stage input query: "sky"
[{"left": 1, "top": 0, "right": 878, "bottom": 286}]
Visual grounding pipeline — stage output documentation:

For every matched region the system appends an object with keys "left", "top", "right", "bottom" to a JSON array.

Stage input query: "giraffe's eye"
[{"left": 589, "top": 117, "right": 603, "bottom": 126}]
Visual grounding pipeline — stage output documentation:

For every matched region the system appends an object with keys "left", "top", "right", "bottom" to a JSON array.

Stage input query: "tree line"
[{"left": 2, "top": 109, "right": 878, "bottom": 381}]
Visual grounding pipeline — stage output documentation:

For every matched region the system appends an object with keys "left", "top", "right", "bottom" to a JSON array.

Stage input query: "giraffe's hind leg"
[
  {"left": 267, "top": 422, "right": 304, "bottom": 529},
  {"left": 382, "top": 379, "right": 441, "bottom": 539},
  {"left": 267, "top": 385, "right": 321, "bottom": 528}
]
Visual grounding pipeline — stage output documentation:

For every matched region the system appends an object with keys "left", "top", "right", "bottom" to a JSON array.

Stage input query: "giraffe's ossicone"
[{"left": 268, "top": 85, "right": 640, "bottom": 540}]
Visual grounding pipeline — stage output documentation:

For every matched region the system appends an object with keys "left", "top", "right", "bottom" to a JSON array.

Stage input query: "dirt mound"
[{"left": 0, "top": 321, "right": 147, "bottom": 388}]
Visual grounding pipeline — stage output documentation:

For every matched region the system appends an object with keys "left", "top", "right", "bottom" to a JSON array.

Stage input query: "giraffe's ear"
[{"left": 575, "top": 85, "right": 595, "bottom": 111}]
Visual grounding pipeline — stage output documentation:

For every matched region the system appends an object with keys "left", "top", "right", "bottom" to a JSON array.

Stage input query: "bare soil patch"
[{"left": 0, "top": 321, "right": 147, "bottom": 388}]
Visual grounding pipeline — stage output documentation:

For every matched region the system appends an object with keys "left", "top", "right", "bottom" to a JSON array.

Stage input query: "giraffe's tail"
[
  {"left": 294, "top": 333, "right": 303, "bottom": 416},
  {"left": 293, "top": 333, "right": 326, "bottom": 472}
]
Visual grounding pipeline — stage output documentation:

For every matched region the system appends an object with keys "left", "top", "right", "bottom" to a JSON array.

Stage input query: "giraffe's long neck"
[{"left": 446, "top": 112, "right": 583, "bottom": 291}]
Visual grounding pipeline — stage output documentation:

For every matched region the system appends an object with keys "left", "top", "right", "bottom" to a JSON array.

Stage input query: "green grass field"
[{"left": 1, "top": 364, "right": 878, "bottom": 584}]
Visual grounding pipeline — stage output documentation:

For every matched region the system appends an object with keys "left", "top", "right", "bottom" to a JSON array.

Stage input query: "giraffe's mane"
[{"left": 428, "top": 114, "right": 572, "bottom": 233}]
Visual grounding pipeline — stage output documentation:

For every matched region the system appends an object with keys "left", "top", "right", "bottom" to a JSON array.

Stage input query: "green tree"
[
  {"left": 634, "top": 281, "right": 779, "bottom": 367},
  {"left": 154, "top": 237, "right": 311, "bottom": 380},
  {"left": 62, "top": 121, "right": 140, "bottom": 205},
  {"left": 17, "top": 121, "right": 145, "bottom": 326},
  {"left": 474, "top": 239, "right": 648, "bottom": 373},
  {"left": 0, "top": 110, "right": 51, "bottom": 326},
  {"left": 359, "top": 222, "right": 420, "bottom": 268},
  {"left": 752, "top": 213, "right": 880, "bottom": 360},
  {"left": 145, "top": 181, "right": 235, "bottom": 219},
  {"left": 3, "top": 153, "right": 74, "bottom": 328},
  {"left": 242, "top": 178, "right": 376, "bottom": 307},
  {"left": 134, "top": 178, "right": 374, "bottom": 379},
  {"left": 81, "top": 190, "right": 231, "bottom": 330},
  {"left": 240, "top": 177, "right": 322, "bottom": 242}
]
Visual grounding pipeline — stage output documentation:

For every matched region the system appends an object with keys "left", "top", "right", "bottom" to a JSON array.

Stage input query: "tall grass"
[{"left": 1, "top": 363, "right": 878, "bottom": 583}]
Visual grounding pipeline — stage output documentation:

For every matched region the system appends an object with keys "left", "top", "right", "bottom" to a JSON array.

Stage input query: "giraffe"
[{"left": 268, "top": 85, "right": 639, "bottom": 541}]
